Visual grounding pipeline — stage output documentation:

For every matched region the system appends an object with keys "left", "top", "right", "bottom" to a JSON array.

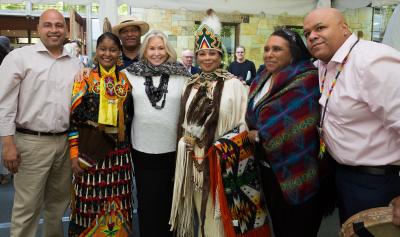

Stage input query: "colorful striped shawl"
[
  {"left": 246, "top": 60, "right": 321, "bottom": 205},
  {"left": 208, "top": 126, "right": 271, "bottom": 237}
]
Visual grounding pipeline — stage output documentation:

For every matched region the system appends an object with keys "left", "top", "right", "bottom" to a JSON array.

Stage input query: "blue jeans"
[{"left": 336, "top": 165, "right": 400, "bottom": 223}]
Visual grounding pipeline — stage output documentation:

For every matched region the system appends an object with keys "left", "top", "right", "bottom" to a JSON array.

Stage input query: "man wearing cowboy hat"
[{"left": 112, "top": 16, "right": 149, "bottom": 68}]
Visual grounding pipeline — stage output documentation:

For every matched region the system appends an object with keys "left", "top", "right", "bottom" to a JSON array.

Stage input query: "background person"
[
  {"left": 303, "top": 8, "right": 400, "bottom": 224},
  {"left": 0, "top": 9, "right": 81, "bottom": 237},
  {"left": 246, "top": 28, "right": 324, "bottom": 237},
  {"left": 228, "top": 45, "right": 256, "bottom": 85},
  {"left": 68, "top": 32, "right": 134, "bottom": 236},
  {"left": 112, "top": 16, "right": 149, "bottom": 68},
  {"left": 0, "top": 36, "right": 12, "bottom": 185},
  {"left": 0, "top": 35, "right": 11, "bottom": 64},
  {"left": 64, "top": 40, "right": 80, "bottom": 57},
  {"left": 64, "top": 40, "right": 89, "bottom": 67},
  {"left": 124, "top": 29, "right": 189, "bottom": 237},
  {"left": 181, "top": 49, "right": 200, "bottom": 75}
]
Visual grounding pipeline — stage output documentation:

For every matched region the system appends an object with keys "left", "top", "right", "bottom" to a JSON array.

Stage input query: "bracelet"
[{"left": 68, "top": 131, "right": 79, "bottom": 160}]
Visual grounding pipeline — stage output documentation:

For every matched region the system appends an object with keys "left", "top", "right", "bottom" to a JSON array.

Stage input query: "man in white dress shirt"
[
  {"left": 303, "top": 8, "right": 400, "bottom": 224},
  {"left": 0, "top": 9, "right": 81, "bottom": 236}
]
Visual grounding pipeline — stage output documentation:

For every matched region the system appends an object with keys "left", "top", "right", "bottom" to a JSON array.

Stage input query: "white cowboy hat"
[{"left": 112, "top": 16, "right": 149, "bottom": 36}]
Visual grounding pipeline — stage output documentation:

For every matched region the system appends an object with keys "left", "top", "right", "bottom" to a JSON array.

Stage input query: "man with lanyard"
[
  {"left": 303, "top": 8, "right": 400, "bottom": 224},
  {"left": 112, "top": 16, "right": 149, "bottom": 68},
  {"left": 0, "top": 9, "right": 81, "bottom": 236}
]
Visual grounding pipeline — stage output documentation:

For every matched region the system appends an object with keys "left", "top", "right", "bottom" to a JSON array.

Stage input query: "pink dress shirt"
[
  {"left": 0, "top": 41, "right": 81, "bottom": 136},
  {"left": 316, "top": 34, "right": 400, "bottom": 166}
]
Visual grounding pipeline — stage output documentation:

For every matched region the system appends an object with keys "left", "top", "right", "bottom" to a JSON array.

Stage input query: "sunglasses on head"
[{"left": 281, "top": 28, "right": 297, "bottom": 43}]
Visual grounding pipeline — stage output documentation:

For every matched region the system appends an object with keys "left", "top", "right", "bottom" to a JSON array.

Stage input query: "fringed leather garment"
[{"left": 170, "top": 69, "right": 270, "bottom": 237}]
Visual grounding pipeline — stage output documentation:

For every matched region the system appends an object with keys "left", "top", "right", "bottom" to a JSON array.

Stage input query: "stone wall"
[{"left": 132, "top": 7, "right": 373, "bottom": 67}]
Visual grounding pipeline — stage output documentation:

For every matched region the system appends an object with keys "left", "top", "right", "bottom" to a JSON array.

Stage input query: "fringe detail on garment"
[
  {"left": 169, "top": 138, "right": 194, "bottom": 237},
  {"left": 214, "top": 185, "right": 221, "bottom": 219},
  {"left": 193, "top": 162, "right": 204, "bottom": 191}
]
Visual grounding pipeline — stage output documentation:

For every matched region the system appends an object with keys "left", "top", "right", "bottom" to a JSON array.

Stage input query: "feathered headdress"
[
  {"left": 195, "top": 9, "right": 222, "bottom": 53},
  {"left": 103, "top": 17, "right": 112, "bottom": 33}
]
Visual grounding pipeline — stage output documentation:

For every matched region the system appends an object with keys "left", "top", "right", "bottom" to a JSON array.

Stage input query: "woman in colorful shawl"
[
  {"left": 246, "top": 28, "right": 324, "bottom": 237},
  {"left": 169, "top": 9, "right": 271, "bottom": 237},
  {"left": 68, "top": 32, "right": 134, "bottom": 237},
  {"left": 124, "top": 30, "right": 190, "bottom": 237}
]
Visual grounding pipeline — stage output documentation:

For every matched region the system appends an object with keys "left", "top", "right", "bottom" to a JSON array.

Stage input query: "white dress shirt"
[
  {"left": 0, "top": 41, "right": 81, "bottom": 136},
  {"left": 316, "top": 34, "right": 400, "bottom": 166}
]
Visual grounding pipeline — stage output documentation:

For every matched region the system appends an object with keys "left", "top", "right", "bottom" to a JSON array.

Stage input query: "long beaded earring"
[
  {"left": 116, "top": 55, "right": 123, "bottom": 68},
  {"left": 93, "top": 55, "right": 98, "bottom": 65}
]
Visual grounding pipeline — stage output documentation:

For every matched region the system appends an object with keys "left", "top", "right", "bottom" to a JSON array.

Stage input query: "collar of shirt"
[
  {"left": 121, "top": 52, "right": 139, "bottom": 69},
  {"left": 329, "top": 34, "right": 358, "bottom": 64},
  {"left": 34, "top": 40, "right": 70, "bottom": 58},
  {"left": 122, "top": 52, "right": 138, "bottom": 62}
]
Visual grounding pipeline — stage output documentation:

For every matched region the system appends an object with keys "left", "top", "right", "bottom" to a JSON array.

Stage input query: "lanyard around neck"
[{"left": 319, "top": 39, "right": 359, "bottom": 128}]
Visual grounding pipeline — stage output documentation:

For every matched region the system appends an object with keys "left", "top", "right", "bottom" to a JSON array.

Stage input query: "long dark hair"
[
  {"left": 271, "top": 27, "right": 312, "bottom": 64},
  {"left": 0, "top": 46, "right": 9, "bottom": 65}
]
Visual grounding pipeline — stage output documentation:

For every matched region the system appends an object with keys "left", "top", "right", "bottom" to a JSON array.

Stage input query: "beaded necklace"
[
  {"left": 318, "top": 39, "right": 359, "bottom": 158},
  {"left": 91, "top": 65, "right": 128, "bottom": 99},
  {"left": 144, "top": 73, "right": 170, "bottom": 110}
]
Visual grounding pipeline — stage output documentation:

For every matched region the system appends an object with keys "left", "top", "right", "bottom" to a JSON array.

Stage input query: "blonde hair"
[{"left": 140, "top": 30, "right": 177, "bottom": 63}]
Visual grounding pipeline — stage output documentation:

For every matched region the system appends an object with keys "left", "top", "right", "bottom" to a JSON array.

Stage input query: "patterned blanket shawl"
[
  {"left": 208, "top": 126, "right": 271, "bottom": 237},
  {"left": 246, "top": 60, "right": 320, "bottom": 205}
]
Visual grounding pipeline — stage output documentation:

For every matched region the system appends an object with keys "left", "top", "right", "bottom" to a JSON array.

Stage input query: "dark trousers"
[
  {"left": 132, "top": 149, "right": 175, "bottom": 237},
  {"left": 259, "top": 163, "right": 323, "bottom": 237},
  {"left": 336, "top": 165, "right": 400, "bottom": 224}
]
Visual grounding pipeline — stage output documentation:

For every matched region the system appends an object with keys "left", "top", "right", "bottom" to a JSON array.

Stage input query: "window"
[
  {"left": 372, "top": 5, "right": 396, "bottom": 42},
  {"left": 118, "top": 4, "right": 130, "bottom": 16},
  {"left": 0, "top": 3, "right": 25, "bottom": 11}
]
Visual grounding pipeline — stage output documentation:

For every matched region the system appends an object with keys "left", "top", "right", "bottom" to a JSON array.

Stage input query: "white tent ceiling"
[{"left": 1, "top": 0, "right": 399, "bottom": 16}]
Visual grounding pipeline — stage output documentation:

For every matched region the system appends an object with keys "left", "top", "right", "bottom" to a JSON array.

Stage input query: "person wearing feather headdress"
[
  {"left": 169, "top": 9, "right": 271, "bottom": 237},
  {"left": 123, "top": 29, "right": 190, "bottom": 237},
  {"left": 68, "top": 31, "right": 134, "bottom": 237}
]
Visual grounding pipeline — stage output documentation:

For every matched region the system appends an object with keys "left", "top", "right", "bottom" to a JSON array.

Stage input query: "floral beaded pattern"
[{"left": 90, "top": 74, "right": 129, "bottom": 100}]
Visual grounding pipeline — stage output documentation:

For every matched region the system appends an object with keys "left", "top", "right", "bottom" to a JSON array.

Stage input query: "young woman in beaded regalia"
[
  {"left": 68, "top": 31, "right": 134, "bottom": 237},
  {"left": 169, "top": 9, "right": 271, "bottom": 237}
]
